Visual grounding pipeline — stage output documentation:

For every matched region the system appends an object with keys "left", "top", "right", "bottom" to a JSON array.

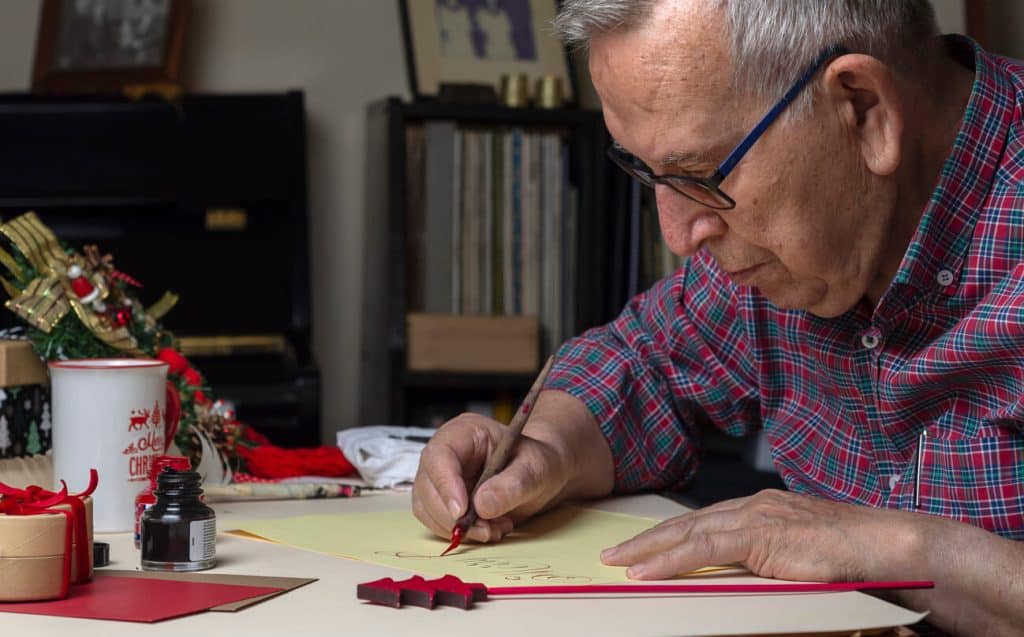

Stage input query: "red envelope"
[{"left": 0, "top": 575, "right": 282, "bottom": 622}]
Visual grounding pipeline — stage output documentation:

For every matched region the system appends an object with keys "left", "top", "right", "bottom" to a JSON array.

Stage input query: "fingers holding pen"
[
  {"left": 412, "top": 415, "right": 488, "bottom": 537},
  {"left": 473, "top": 433, "right": 570, "bottom": 524},
  {"left": 412, "top": 414, "right": 520, "bottom": 542}
]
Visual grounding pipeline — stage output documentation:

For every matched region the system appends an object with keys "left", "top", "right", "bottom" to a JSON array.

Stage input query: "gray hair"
[{"left": 553, "top": 0, "right": 939, "bottom": 113}]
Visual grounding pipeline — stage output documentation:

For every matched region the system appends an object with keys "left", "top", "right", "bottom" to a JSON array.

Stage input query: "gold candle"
[
  {"left": 534, "top": 74, "right": 565, "bottom": 109},
  {"left": 499, "top": 73, "right": 530, "bottom": 108}
]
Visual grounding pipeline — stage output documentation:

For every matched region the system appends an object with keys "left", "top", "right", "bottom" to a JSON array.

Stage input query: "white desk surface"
[{"left": 2, "top": 491, "right": 926, "bottom": 636}]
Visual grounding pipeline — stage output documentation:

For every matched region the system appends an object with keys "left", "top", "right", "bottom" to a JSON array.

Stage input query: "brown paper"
[{"left": 98, "top": 570, "right": 317, "bottom": 611}]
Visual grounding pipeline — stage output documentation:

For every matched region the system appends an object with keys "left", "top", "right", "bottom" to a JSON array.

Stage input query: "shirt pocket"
[{"left": 918, "top": 432, "right": 1024, "bottom": 539}]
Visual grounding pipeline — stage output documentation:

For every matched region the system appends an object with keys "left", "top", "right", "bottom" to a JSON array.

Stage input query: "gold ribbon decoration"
[
  {"left": 0, "top": 212, "right": 140, "bottom": 353},
  {"left": 5, "top": 274, "right": 69, "bottom": 332},
  {"left": 0, "top": 211, "right": 68, "bottom": 275},
  {"left": 146, "top": 291, "right": 180, "bottom": 321}
]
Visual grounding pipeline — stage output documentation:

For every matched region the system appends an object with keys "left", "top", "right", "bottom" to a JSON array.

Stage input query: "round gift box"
[
  {"left": 0, "top": 511, "right": 69, "bottom": 601},
  {"left": 0, "top": 494, "right": 93, "bottom": 599}
]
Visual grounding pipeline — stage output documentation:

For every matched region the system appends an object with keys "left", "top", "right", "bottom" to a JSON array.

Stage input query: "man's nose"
[{"left": 655, "top": 185, "right": 729, "bottom": 256}]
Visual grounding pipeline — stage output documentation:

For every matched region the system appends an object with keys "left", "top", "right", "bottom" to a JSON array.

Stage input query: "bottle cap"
[
  {"left": 93, "top": 541, "right": 110, "bottom": 568},
  {"left": 154, "top": 468, "right": 205, "bottom": 495}
]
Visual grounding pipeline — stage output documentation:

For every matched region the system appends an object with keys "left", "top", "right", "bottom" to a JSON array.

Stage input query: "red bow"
[{"left": 0, "top": 469, "right": 99, "bottom": 597}]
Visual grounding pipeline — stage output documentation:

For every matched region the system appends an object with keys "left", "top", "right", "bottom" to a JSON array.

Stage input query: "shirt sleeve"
[{"left": 544, "top": 249, "right": 761, "bottom": 493}]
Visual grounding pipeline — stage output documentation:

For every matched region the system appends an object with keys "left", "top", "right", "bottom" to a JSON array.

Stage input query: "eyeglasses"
[{"left": 607, "top": 46, "right": 848, "bottom": 210}]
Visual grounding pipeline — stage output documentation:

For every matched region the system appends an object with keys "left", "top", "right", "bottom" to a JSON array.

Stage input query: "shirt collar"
[{"left": 887, "top": 36, "right": 1014, "bottom": 298}]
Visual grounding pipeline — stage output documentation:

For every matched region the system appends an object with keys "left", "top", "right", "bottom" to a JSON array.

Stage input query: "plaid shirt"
[{"left": 547, "top": 38, "right": 1024, "bottom": 540}]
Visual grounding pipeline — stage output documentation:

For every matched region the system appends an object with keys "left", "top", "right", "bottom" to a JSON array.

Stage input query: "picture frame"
[
  {"left": 31, "top": 0, "right": 191, "bottom": 94},
  {"left": 399, "top": 0, "right": 576, "bottom": 104}
]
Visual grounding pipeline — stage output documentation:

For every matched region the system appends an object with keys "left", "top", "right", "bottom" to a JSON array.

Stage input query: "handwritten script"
[{"left": 376, "top": 552, "right": 595, "bottom": 583}]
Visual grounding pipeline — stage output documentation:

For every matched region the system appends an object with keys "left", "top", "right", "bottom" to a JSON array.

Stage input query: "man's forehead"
[
  {"left": 589, "top": 0, "right": 740, "bottom": 162},
  {"left": 589, "top": 9, "right": 731, "bottom": 99}
]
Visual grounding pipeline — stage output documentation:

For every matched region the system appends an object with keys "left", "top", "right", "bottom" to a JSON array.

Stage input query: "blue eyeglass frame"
[{"left": 607, "top": 45, "right": 849, "bottom": 210}]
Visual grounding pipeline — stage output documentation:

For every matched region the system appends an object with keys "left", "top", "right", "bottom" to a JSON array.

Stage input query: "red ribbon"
[{"left": 0, "top": 469, "right": 99, "bottom": 595}]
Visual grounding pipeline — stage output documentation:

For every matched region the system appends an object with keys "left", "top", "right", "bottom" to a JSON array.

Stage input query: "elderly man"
[{"left": 412, "top": 1, "right": 1024, "bottom": 634}]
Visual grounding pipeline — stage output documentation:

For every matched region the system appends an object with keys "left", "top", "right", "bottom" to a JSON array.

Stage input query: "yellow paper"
[{"left": 235, "top": 505, "right": 726, "bottom": 587}]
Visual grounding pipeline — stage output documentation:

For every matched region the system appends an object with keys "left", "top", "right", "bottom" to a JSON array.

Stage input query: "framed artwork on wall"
[
  {"left": 399, "top": 0, "right": 575, "bottom": 104},
  {"left": 31, "top": 0, "right": 191, "bottom": 94}
]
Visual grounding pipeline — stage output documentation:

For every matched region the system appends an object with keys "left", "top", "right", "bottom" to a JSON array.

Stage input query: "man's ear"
[{"left": 822, "top": 54, "right": 903, "bottom": 177}]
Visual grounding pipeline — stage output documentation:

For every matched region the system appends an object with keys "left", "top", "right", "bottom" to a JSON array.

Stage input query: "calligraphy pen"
[{"left": 441, "top": 355, "right": 556, "bottom": 556}]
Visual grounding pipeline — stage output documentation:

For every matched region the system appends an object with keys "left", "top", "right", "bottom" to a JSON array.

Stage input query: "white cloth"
[{"left": 336, "top": 426, "right": 435, "bottom": 489}]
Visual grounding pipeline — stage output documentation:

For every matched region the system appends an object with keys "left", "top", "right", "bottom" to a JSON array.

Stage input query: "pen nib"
[{"left": 440, "top": 525, "right": 463, "bottom": 556}]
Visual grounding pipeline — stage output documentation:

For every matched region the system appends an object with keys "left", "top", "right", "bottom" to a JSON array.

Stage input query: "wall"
[
  {"left": 0, "top": 0, "right": 408, "bottom": 444},
  {"left": 985, "top": 2, "right": 1024, "bottom": 58},
  {"left": 932, "top": 0, "right": 965, "bottom": 35}
]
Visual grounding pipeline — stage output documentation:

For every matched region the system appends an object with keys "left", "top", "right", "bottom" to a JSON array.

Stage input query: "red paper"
[{"left": 0, "top": 575, "right": 282, "bottom": 622}]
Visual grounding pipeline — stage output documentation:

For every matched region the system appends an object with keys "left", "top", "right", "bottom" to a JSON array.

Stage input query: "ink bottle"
[
  {"left": 141, "top": 468, "right": 216, "bottom": 571},
  {"left": 134, "top": 455, "right": 192, "bottom": 548}
]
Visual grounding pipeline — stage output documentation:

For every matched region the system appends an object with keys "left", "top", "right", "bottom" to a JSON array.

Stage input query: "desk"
[{"left": 2, "top": 492, "right": 925, "bottom": 636}]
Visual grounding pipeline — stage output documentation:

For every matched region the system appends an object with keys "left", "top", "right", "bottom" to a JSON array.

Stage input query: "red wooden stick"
[
  {"left": 356, "top": 574, "right": 933, "bottom": 610},
  {"left": 488, "top": 580, "right": 933, "bottom": 595}
]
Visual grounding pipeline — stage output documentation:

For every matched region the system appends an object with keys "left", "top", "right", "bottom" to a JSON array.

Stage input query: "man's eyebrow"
[
  {"left": 610, "top": 141, "right": 715, "bottom": 168},
  {"left": 658, "top": 149, "right": 716, "bottom": 167},
  {"left": 610, "top": 140, "right": 725, "bottom": 172}
]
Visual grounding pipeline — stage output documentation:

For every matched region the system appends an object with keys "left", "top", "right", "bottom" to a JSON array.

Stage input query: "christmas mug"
[{"left": 49, "top": 359, "right": 178, "bottom": 533}]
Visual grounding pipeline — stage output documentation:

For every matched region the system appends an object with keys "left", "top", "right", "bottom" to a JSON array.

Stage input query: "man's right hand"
[
  {"left": 412, "top": 411, "right": 572, "bottom": 542},
  {"left": 411, "top": 389, "right": 615, "bottom": 543}
]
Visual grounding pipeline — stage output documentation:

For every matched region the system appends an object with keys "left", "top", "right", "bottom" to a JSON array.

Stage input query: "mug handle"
[{"left": 164, "top": 381, "right": 181, "bottom": 452}]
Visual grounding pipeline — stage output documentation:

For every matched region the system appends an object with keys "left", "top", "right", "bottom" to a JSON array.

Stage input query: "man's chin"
[{"left": 760, "top": 286, "right": 847, "bottom": 317}]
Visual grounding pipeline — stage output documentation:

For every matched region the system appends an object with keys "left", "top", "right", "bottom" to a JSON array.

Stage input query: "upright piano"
[{"left": 0, "top": 91, "right": 320, "bottom": 446}]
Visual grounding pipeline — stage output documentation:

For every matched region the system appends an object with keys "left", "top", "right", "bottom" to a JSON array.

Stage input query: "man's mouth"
[{"left": 726, "top": 263, "right": 766, "bottom": 285}]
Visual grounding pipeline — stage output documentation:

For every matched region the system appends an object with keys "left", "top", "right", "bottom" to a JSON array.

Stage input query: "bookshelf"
[{"left": 365, "top": 97, "right": 622, "bottom": 426}]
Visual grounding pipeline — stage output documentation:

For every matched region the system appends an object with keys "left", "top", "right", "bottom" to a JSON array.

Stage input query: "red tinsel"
[
  {"left": 157, "top": 347, "right": 190, "bottom": 375},
  {"left": 182, "top": 367, "right": 202, "bottom": 386},
  {"left": 240, "top": 426, "right": 271, "bottom": 447},
  {"left": 236, "top": 444, "right": 356, "bottom": 479}
]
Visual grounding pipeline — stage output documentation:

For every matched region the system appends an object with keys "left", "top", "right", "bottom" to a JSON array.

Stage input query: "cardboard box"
[
  {"left": 0, "top": 339, "right": 47, "bottom": 387},
  {"left": 406, "top": 313, "right": 539, "bottom": 373},
  {"left": 0, "top": 453, "right": 54, "bottom": 490}
]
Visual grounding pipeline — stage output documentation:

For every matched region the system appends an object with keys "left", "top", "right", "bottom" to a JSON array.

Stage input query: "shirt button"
[
  {"left": 936, "top": 269, "right": 954, "bottom": 286},
  {"left": 861, "top": 333, "right": 880, "bottom": 349},
  {"left": 888, "top": 475, "right": 900, "bottom": 490}
]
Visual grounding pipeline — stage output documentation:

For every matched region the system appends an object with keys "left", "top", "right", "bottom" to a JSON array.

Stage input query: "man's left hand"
[{"left": 600, "top": 489, "right": 918, "bottom": 582}]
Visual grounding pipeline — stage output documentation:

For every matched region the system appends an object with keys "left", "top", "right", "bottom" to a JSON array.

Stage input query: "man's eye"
[{"left": 672, "top": 166, "right": 710, "bottom": 178}]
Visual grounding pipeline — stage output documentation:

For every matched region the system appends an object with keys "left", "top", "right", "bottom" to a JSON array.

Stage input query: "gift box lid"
[{"left": 0, "top": 511, "right": 67, "bottom": 558}]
